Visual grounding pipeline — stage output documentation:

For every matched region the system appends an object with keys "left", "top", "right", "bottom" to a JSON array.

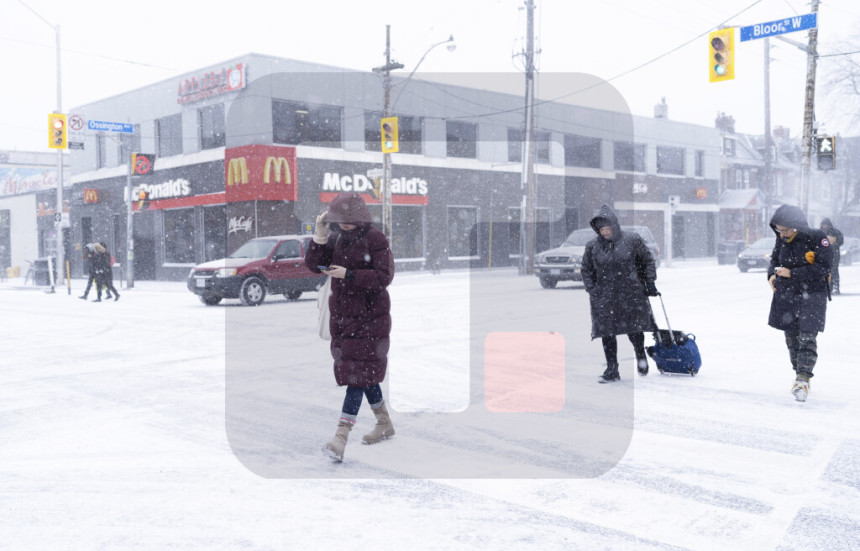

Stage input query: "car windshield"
[
  {"left": 748, "top": 237, "right": 774, "bottom": 250},
  {"left": 229, "top": 239, "right": 278, "bottom": 259},
  {"left": 562, "top": 229, "right": 595, "bottom": 247}
]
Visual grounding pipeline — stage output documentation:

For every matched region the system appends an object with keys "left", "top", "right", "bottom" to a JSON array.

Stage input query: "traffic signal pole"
[
  {"left": 373, "top": 26, "right": 403, "bottom": 242},
  {"left": 520, "top": 0, "right": 537, "bottom": 275},
  {"left": 799, "top": 0, "right": 820, "bottom": 214}
]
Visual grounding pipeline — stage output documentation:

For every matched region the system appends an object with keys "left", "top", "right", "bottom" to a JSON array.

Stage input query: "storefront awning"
[{"left": 719, "top": 189, "right": 765, "bottom": 210}]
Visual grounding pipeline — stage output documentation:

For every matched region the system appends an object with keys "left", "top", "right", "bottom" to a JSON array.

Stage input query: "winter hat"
[
  {"left": 326, "top": 193, "right": 372, "bottom": 224},
  {"left": 592, "top": 217, "right": 612, "bottom": 230},
  {"left": 820, "top": 218, "right": 833, "bottom": 228}
]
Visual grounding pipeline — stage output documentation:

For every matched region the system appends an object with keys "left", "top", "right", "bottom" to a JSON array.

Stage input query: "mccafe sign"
[
  {"left": 224, "top": 145, "right": 297, "bottom": 202},
  {"left": 177, "top": 63, "right": 246, "bottom": 105}
]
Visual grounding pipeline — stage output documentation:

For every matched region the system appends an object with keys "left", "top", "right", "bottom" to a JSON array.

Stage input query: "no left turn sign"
[{"left": 69, "top": 114, "right": 84, "bottom": 131}]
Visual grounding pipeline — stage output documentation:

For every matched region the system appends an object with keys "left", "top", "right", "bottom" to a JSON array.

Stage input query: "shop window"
[
  {"left": 156, "top": 114, "right": 183, "bottom": 157},
  {"left": 507, "top": 128, "right": 550, "bottom": 164},
  {"left": 508, "top": 207, "right": 521, "bottom": 259},
  {"left": 657, "top": 146, "right": 685, "bottom": 175},
  {"left": 203, "top": 205, "right": 226, "bottom": 262},
  {"left": 564, "top": 134, "right": 601, "bottom": 168},
  {"left": 391, "top": 206, "right": 424, "bottom": 260},
  {"left": 695, "top": 150, "right": 704, "bottom": 177},
  {"left": 96, "top": 134, "right": 108, "bottom": 169},
  {"left": 364, "top": 112, "right": 422, "bottom": 154},
  {"left": 199, "top": 103, "right": 226, "bottom": 150},
  {"left": 0, "top": 210, "right": 10, "bottom": 271},
  {"left": 447, "top": 206, "right": 478, "bottom": 258},
  {"left": 446, "top": 121, "right": 477, "bottom": 159},
  {"left": 272, "top": 100, "right": 342, "bottom": 147},
  {"left": 613, "top": 141, "right": 645, "bottom": 172},
  {"left": 163, "top": 208, "right": 196, "bottom": 264}
]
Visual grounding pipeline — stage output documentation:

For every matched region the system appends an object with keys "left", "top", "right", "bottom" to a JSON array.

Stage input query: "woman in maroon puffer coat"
[{"left": 305, "top": 193, "right": 395, "bottom": 461}]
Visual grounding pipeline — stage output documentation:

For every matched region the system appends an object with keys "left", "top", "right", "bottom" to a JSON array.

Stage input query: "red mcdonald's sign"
[
  {"left": 83, "top": 189, "right": 99, "bottom": 204},
  {"left": 224, "top": 145, "right": 297, "bottom": 202}
]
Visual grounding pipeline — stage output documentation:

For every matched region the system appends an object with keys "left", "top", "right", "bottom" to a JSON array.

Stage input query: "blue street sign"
[
  {"left": 740, "top": 13, "right": 817, "bottom": 42},
  {"left": 87, "top": 120, "right": 134, "bottom": 133}
]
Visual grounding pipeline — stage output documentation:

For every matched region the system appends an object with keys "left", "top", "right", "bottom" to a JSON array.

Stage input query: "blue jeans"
[{"left": 342, "top": 384, "right": 384, "bottom": 416}]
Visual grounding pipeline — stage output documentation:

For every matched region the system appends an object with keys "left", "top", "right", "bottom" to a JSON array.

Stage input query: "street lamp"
[
  {"left": 20, "top": 0, "right": 65, "bottom": 291},
  {"left": 374, "top": 28, "right": 455, "bottom": 243}
]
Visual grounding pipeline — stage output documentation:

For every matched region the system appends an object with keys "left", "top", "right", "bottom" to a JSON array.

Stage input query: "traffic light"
[
  {"left": 48, "top": 113, "right": 67, "bottom": 149},
  {"left": 708, "top": 28, "right": 735, "bottom": 82},
  {"left": 816, "top": 136, "right": 836, "bottom": 170},
  {"left": 136, "top": 189, "right": 150, "bottom": 211},
  {"left": 381, "top": 116, "right": 399, "bottom": 153}
]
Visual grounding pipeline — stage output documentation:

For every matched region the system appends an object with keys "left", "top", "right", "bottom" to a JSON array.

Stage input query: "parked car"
[
  {"left": 840, "top": 236, "right": 860, "bottom": 266},
  {"left": 534, "top": 225, "right": 661, "bottom": 289},
  {"left": 736, "top": 237, "right": 774, "bottom": 272},
  {"left": 187, "top": 235, "right": 325, "bottom": 306}
]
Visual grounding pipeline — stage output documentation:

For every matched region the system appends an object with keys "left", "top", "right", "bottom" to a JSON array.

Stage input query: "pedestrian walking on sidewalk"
[
  {"left": 93, "top": 242, "right": 120, "bottom": 302},
  {"left": 304, "top": 193, "right": 396, "bottom": 461},
  {"left": 581, "top": 204, "right": 659, "bottom": 383},
  {"left": 768, "top": 205, "right": 832, "bottom": 402},
  {"left": 819, "top": 218, "right": 844, "bottom": 295}
]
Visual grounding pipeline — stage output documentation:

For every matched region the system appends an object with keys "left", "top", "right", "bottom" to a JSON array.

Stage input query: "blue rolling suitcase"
[{"left": 646, "top": 295, "right": 702, "bottom": 376}]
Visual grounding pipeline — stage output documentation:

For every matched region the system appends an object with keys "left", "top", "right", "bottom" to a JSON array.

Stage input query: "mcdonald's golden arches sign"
[{"left": 224, "top": 145, "right": 297, "bottom": 202}]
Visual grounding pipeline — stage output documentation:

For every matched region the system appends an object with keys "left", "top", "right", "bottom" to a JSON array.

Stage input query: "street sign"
[
  {"left": 68, "top": 142, "right": 85, "bottom": 150},
  {"left": 87, "top": 120, "right": 134, "bottom": 133},
  {"left": 68, "top": 114, "right": 85, "bottom": 131},
  {"left": 367, "top": 168, "right": 384, "bottom": 179},
  {"left": 740, "top": 13, "right": 816, "bottom": 42}
]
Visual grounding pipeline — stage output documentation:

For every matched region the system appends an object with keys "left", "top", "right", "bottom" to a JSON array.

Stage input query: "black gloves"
[{"left": 644, "top": 280, "right": 660, "bottom": 296}]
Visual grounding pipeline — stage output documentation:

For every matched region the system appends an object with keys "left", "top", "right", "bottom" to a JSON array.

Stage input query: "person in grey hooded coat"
[{"left": 581, "top": 205, "right": 659, "bottom": 383}]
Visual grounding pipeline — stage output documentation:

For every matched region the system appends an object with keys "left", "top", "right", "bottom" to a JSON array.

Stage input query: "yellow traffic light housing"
[
  {"left": 381, "top": 116, "right": 399, "bottom": 153},
  {"left": 48, "top": 113, "right": 67, "bottom": 149},
  {"left": 709, "top": 28, "right": 735, "bottom": 82}
]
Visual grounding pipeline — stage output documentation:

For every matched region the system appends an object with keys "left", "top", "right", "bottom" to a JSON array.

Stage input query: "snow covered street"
[{"left": 1, "top": 259, "right": 858, "bottom": 549}]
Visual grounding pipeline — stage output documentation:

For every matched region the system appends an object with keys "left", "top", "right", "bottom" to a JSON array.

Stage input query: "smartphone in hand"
[{"left": 317, "top": 265, "right": 330, "bottom": 271}]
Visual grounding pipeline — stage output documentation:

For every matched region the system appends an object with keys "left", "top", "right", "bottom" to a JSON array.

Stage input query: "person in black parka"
[
  {"left": 93, "top": 242, "right": 120, "bottom": 302},
  {"left": 581, "top": 205, "right": 659, "bottom": 383},
  {"left": 819, "top": 217, "right": 844, "bottom": 295},
  {"left": 768, "top": 205, "right": 832, "bottom": 402}
]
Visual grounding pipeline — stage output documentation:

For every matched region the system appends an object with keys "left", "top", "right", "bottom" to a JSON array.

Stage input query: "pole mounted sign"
[
  {"left": 87, "top": 120, "right": 134, "bottom": 133},
  {"left": 740, "top": 13, "right": 817, "bottom": 42}
]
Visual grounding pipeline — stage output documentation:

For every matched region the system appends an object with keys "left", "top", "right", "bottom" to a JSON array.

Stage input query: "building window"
[
  {"left": 446, "top": 121, "right": 477, "bottom": 159},
  {"left": 364, "top": 112, "right": 422, "bottom": 154},
  {"left": 723, "top": 137, "right": 736, "bottom": 157},
  {"left": 199, "top": 103, "right": 226, "bottom": 150},
  {"left": 96, "top": 134, "right": 108, "bottom": 168},
  {"left": 391, "top": 205, "right": 424, "bottom": 260},
  {"left": 507, "top": 129, "right": 550, "bottom": 164},
  {"left": 163, "top": 208, "right": 195, "bottom": 264},
  {"left": 156, "top": 114, "right": 183, "bottom": 157},
  {"left": 0, "top": 210, "right": 10, "bottom": 271},
  {"left": 614, "top": 142, "right": 645, "bottom": 172},
  {"left": 272, "top": 100, "right": 342, "bottom": 147},
  {"left": 564, "top": 134, "right": 601, "bottom": 168},
  {"left": 203, "top": 205, "right": 226, "bottom": 262},
  {"left": 118, "top": 125, "right": 141, "bottom": 166},
  {"left": 447, "top": 206, "right": 478, "bottom": 258},
  {"left": 657, "top": 146, "right": 685, "bottom": 175},
  {"left": 695, "top": 150, "right": 704, "bottom": 177}
]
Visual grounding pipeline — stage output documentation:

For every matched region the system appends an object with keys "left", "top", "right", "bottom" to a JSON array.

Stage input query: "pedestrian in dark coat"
[
  {"left": 581, "top": 205, "right": 659, "bottom": 383},
  {"left": 304, "top": 193, "right": 395, "bottom": 461},
  {"left": 768, "top": 205, "right": 831, "bottom": 402},
  {"left": 79, "top": 243, "right": 97, "bottom": 300},
  {"left": 93, "top": 242, "right": 120, "bottom": 301},
  {"left": 819, "top": 217, "right": 844, "bottom": 294}
]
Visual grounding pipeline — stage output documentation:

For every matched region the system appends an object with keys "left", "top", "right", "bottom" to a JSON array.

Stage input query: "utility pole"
[
  {"left": 763, "top": 37, "right": 772, "bottom": 229},
  {"left": 373, "top": 25, "right": 403, "bottom": 242},
  {"left": 520, "top": 0, "right": 537, "bottom": 275},
  {"left": 125, "top": 159, "right": 135, "bottom": 288},
  {"left": 799, "top": 0, "right": 820, "bottom": 214}
]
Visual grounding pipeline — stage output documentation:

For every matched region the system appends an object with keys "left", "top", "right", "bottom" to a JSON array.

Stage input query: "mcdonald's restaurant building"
[{"left": 67, "top": 53, "right": 722, "bottom": 281}]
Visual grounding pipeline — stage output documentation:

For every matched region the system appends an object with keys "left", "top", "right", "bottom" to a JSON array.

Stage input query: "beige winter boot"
[
  {"left": 323, "top": 421, "right": 353, "bottom": 461},
  {"left": 362, "top": 402, "right": 395, "bottom": 445}
]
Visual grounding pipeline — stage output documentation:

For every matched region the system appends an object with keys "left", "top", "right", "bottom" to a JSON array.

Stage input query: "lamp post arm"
[{"left": 391, "top": 35, "right": 454, "bottom": 110}]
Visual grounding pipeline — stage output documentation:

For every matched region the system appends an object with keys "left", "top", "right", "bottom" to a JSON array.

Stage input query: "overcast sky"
[{"left": 2, "top": 0, "right": 859, "bottom": 153}]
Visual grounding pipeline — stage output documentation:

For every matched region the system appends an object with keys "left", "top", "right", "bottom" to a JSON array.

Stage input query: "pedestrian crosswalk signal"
[
  {"left": 816, "top": 136, "right": 836, "bottom": 170},
  {"left": 48, "top": 113, "right": 67, "bottom": 149},
  {"left": 709, "top": 29, "right": 735, "bottom": 82},
  {"left": 381, "top": 116, "right": 399, "bottom": 154}
]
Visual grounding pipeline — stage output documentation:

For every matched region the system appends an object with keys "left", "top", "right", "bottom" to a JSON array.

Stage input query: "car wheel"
[
  {"left": 539, "top": 276, "right": 558, "bottom": 289},
  {"left": 738, "top": 266, "right": 748, "bottom": 273},
  {"left": 239, "top": 276, "right": 266, "bottom": 306},
  {"left": 285, "top": 290, "right": 302, "bottom": 300},
  {"left": 199, "top": 295, "right": 222, "bottom": 306}
]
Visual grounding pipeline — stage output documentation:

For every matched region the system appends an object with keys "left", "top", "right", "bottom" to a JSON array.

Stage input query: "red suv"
[{"left": 187, "top": 235, "right": 325, "bottom": 306}]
